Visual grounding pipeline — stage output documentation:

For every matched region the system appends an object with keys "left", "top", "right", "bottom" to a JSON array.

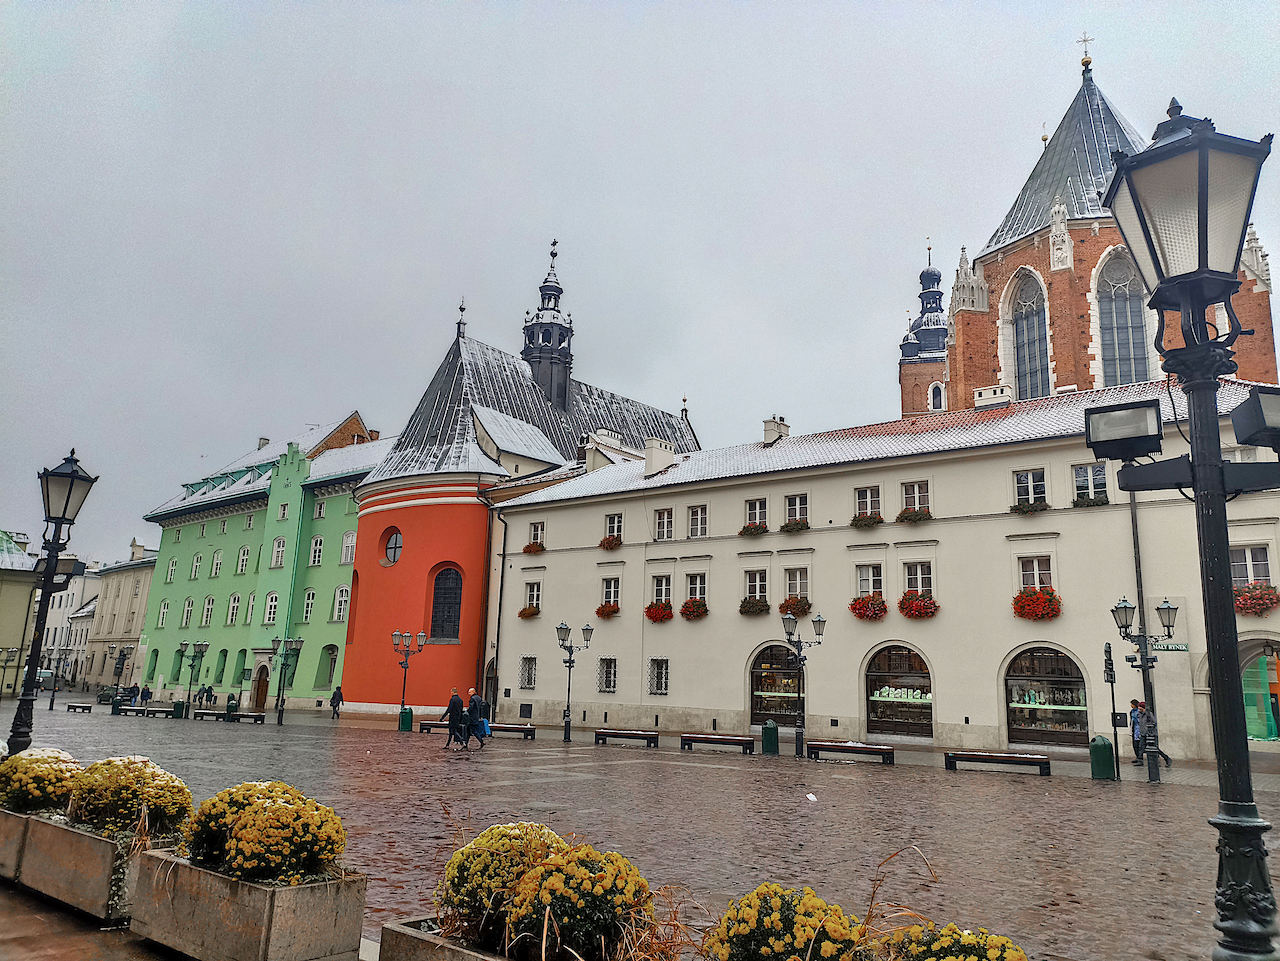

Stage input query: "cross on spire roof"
[{"left": 456, "top": 298, "right": 467, "bottom": 339}]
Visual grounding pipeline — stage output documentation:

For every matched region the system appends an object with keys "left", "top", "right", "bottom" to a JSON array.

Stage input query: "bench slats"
[
  {"left": 594, "top": 729, "right": 659, "bottom": 748},
  {"left": 679, "top": 733, "right": 755, "bottom": 755},
  {"left": 944, "top": 751, "right": 1050, "bottom": 776},
  {"left": 806, "top": 741, "right": 895, "bottom": 765}
]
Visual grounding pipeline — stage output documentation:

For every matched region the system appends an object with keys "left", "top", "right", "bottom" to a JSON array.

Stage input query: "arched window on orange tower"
[{"left": 430, "top": 568, "right": 463, "bottom": 640}]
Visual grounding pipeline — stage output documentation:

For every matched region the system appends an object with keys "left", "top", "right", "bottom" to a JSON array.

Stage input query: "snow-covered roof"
[
  {"left": 364, "top": 336, "right": 697, "bottom": 487},
  {"left": 503, "top": 378, "right": 1258, "bottom": 508},
  {"left": 68, "top": 597, "right": 97, "bottom": 619},
  {"left": 472, "top": 404, "right": 569, "bottom": 466},
  {"left": 306, "top": 436, "right": 399, "bottom": 486},
  {"left": 0, "top": 530, "right": 36, "bottom": 572},
  {"left": 213, "top": 420, "right": 346, "bottom": 475}
]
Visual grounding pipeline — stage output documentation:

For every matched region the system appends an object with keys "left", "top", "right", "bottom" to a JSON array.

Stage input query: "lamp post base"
[
  {"left": 7, "top": 694, "right": 35, "bottom": 756},
  {"left": 1210, "top": 801, "right": 1279, "bottom": 960}
]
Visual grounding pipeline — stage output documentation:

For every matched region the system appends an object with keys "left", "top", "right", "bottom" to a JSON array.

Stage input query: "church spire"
[
  {"left": 456, "top": 298, "right": 467, "bottom": 339},
  {"left": 522, "top": 240, "right": 574, "bottom": 410},
  {"left": 539, "top": 239, "right": 563, "bottom": 311}
]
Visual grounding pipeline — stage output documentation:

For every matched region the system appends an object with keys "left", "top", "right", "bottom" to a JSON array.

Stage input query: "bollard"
[
  {"left": 398, "top": 707, "right": 413, "bottom": 732},
  {"left": 762, "top": 719, "right": 779, "bottom": 756},
  {"left": 110, "top": 696, "right": 122, "bottom": 716},
  {"left": 1090, "top": 735, "right": 1116, "bottom": 780}
]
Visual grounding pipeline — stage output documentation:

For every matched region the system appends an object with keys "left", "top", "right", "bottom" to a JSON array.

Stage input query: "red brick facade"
[{"left": 899, "top": 358, "right": 947, "bottom": 415}]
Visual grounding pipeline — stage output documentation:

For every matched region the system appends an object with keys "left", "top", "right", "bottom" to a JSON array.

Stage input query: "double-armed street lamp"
[
  {"left": 391, "top": 630, "right": 427, "bottom": 715},
  {"left": 270, "top": 636, "right": 303, "bottom": 726},
  {"left": 1109, "top": 597, "right": 1178, "bottom": 783},
  {"left": 7, "top": 451, "right": 97, "bottom": 757},
  {"left": 108, "top": 643, "right": 134, "bottom": 694},
  {"left": 1084, "top": 98, "right": 1276, "bottom": 958},
  {"left": 1, "top": 649, "right": 18, "bottom": 701},
  {"left": 780, "top": 611, "right": 825, "bottom": 757},
  {"left": 556, "top": 622, "right": 593, "bottom": 743},
  {"left": 178, "top": 640, "right": 210, "bottom": 718}
]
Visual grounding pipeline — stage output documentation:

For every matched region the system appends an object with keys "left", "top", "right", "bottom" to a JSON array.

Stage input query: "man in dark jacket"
[
  {"left": 467, "top": 688, "right": 487, "bottom": 749},
  {"left": 441, "top": 688, "right": 466, "bottom": 749}
]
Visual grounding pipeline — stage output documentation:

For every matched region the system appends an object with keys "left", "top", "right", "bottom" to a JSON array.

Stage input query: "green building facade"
[{"left": 138, "top": 415, "right": 389, "bottom": 711}]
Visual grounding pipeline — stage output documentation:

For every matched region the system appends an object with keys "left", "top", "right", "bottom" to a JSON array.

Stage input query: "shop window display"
[
  {"left": 1005, "top": 647, "right": 1088, "bottom": 746},
  {"left": 750, "top": 645, "right": 803, "bottom": 726},
  {"left": 866, "top": 645, "right": 932, "bottom": 737}
]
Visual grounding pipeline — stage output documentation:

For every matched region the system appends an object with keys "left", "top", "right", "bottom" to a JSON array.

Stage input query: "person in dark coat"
[
  {"left": 330, "top": 686, "right": 344, "bottom": 719},
  {"left": 1129, "top": 699, "right": 1144, "bottom": 764},
  {"left": 440, "top": 688, "right": 466, "bottom": 749},
  {"left": 467, "top": 688, "right": 487, "bottom": 749},
  {"left": 128, "top": 683, "right": 140, "bottom": 706}
]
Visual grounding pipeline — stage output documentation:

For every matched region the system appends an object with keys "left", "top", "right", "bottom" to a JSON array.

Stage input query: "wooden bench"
[
  {"left": 806, "top": 740, "right": 895, "bottom": 764},
  {"left": 418, "top": 720, "right": 452, "bottom": 734},
  {"left": 118, "top": 706, "right": 146, "bottom": 716},
  {"left": 489, "top": 722, "right": 536, "bottom": 740},
  {"left": 944, "top": 750, "right": 1050, "bottom": 776},
  {"left": 192, "top": 709, "right": 222, "bottom": 721},
  {"left": 145, "top": 706, "right": 173, "bottom": 718},
  {"left": 680, "top": 732, "right": 754, "bottom": 754},
  {"left": 65, "top": 703, "right": 92, "bottom": 713},
  {"left": 594, "top": 729, "right": 659, "bottom": 748},
  {"left": 228, "top": 712, "right": 266, "bottom": 724}
]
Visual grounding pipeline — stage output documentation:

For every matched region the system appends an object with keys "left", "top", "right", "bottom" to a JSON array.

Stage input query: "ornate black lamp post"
[
  {"left": 1110, "top": 596, "right": 1178, "bottom": 782},
  {"left": 391, "top": 630, "right": 427, "bottom": 712},
  {"left": 270, "top": 636, "right": 303, "bottom": 726},
  {"left": 1, "top": 649, "right": 17, "bottom": 701},
  {"left": 780, "top": 611, "right": 825, "bottom": 757},
  {"left": 7, "top": 451, "right": 97, "bottom": 757},
  {"left": 108, "top": 643, "right": 133, "bottom": 695},
  {"left": 1098, "top": 99, "right": 1275, "bottom": 959},
  {"left": 47, "top": 643, "right": 71, "bottom": 711},
  {"left": 556, "top": 621, "right": 593, "bottom": 743},
  {"left": 178, "top": 640, "right": 210, "bottom": 718}
]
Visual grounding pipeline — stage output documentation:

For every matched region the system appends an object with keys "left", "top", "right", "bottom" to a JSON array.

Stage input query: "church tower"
[
  {"left": 899, "top": 246, "right": 949, "bottom": 414},
  {"left": 521, "top": 240, "right": 574, "bottom": 410}
]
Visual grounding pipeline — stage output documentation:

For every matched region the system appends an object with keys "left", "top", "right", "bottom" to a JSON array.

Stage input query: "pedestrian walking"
[
  {"left": 128, "top": 683, "right": 140, "bottom": 707},
  {"left": 330, "top": 686, "right": 344, "bottom": 719},
  {"left": 140, "top": 685, "right": 152, "bottom": 706},
  {"left": 1142, "top": 702, "right": 1172, "bottom": 768},
  {"left": 1129, "top": 699, "right": 1143, "bottom": 764},
  {"left": 441, "top": 687, "right": 466, "bottom": 749},
  {"left": 467, "top": 688, "right": 487, "bottom": 748}
]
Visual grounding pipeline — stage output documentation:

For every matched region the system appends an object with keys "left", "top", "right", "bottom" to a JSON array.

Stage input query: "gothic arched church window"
[
  {"left": 1013, "top": 277, "right": 1050, "bottom": 400},
  {"left": 1098, "top": 255, "right": 1149, "bottom": 387},
  {"left": 430, "top": 568, "right": 463, "bottom": 640}
]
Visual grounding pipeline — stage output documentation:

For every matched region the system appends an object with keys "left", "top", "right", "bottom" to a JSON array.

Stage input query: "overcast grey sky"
[{"left": 3, "top": 2, "right": 1278, "bottom": 563}]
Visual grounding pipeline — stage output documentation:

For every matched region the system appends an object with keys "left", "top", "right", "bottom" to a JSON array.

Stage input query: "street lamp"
[
  {"left": 1110, "top": 596, "right": 1178, "bottom": 783},
  {"left": 391, "top": 630, "right": 427, "bottom": 726},
  {"left": 780, "top": 611, "right": 825, "bottom": 757},
  {"left": 47, "top": 643, "right": 72, "bottom": 711},
  {"left": 177, "top": 640, "right": 210, "bottom": 718},
  {"left": 108, "top": 643, "right": 133, "bottom": 695},
  {"left": 1, "top": 649, "right": 18, "bottom": 701},
  {"left": 557, "top": 622, "right": 593, "bottom": 742},
  {"left": 1101, "top": 99, "right": 1276, "bottom": 959},
  {"left": 7, "top": 450, "right": 97, "bottom": 756},
  {"left": 270, "top": 636, "right": 303, "bottom": 726}
]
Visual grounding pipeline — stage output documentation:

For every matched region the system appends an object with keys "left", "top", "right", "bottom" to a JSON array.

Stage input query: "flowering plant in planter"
[
  {"left": 1009, "top": 500, "right": 1050, "bottom": 515},
  {"left": 516, "top": 605, "right": 541, "bottom": 620},
  {"left": 898, "top": 590, "right": 939, "bottom": 619},
  {"left": 680, "top": 598, "right": 709, "bottom": 620},
  {"left": 702, "top": 882, "right": 869, "bottom": 961},
  {"left": 739, "top": 597, "right": 770, "bottom": 616},
  {"left": 778, "top": 595, "right": 812, "bottom": 618},
  {"left": 1073, "top": 494, "right": 1109, "bottom": 508},
  {"left": 644, "top": 601, "right": 673, "bottom": 623},
  {"left": 68, "top": 756, "right": 192, "bottom": 838},
  {"left": 849, "top": 593, "right": 888, "bottom": 621},
  {"left": 896, "top": 507, "right": 933, "bottom": 524},
  {"left": 0, "top": 748, "right": 81, "bottom": 814},
  {"left": 1235, "top": 581, "right": 1280, "bottom": 616},
  {"left": 778, "top": 519, "right": 810, "bottom": 534},
  {"left": 738, "top": 522, "right": 769, "bottom": 537},
  {"left": 521, "top": 541, "right": 545, "bottom": 554},
  {"left": 850, "top": 512, "right": 884, "bottom": 529},
  {"left": 1012, "top": 586, "right": 1062, "bottom": 620},
  {"left": 881, "top": 922, "right": 1029, "bottom": 960},
  {"left": 595, "top": 602, "right": 620, "bottom": 619},
  {"left": 598, "top": 535, "right": 623, "bottom": 551}
]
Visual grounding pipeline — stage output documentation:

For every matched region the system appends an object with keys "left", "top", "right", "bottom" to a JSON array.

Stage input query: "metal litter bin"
[
  {"left": 1090, "top": 735, "right": 1116, "bottom": 780},
  {"left": 171, "top": 700, "right": 186, "bottom": 719},
  {"left": 398, "top": 707, "right": 414, "bottom": 732},
  {"left": 762, "top": 719, "right": 779, "bottom": 756},
  {"left": 110, "top": 696, "right": 122, "bottom": 716}
]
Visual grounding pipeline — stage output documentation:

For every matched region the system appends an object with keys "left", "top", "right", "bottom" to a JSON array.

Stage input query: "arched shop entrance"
[
  {"left": 1242, "top": 651, "right": 1280, "bottom": 741},
  {"left": 750, "top": 645, "right": 803, "bottom": 726},
  {"left": 1005, "top": 647, "right": 1088, "bottom": 746},
  {"left": 251, "top": 664, "right": 271, "bottom": 712},
  {"left": 866, "top": 645, "right": 933, "bottom": 737}
]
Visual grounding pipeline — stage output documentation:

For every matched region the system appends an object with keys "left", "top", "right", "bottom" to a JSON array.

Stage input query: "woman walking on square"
[
  {"left": 467, "top": 688, "right": 486, "bottom": 749},
  {"left": 330, "top": 686, "right": 344, "bottom": 719},
  {"left": 1129, "top": 699, "right": 1144, "bottom": 764}
]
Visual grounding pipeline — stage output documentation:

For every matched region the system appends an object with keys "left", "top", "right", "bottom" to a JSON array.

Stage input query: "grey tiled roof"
[
  {"left": 502, "top": 378, "right": 1257, "bottom": 508},
  {"left": 472, "top": 404, "right": 569, "bottom": 466},
  {"left": 980, "top": 67, "right": 1147, "bottom": 257},
  {"left": 363, "top": 336, "right": 699, "bottom": 487}
]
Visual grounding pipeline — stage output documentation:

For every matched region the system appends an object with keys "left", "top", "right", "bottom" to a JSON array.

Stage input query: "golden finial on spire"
[
  {"left": 1077, "top": 31, "right": 1094, "bottom": 69},
  {"left": 1041, "top": 122, "right": 1049, "bottom": 149},
  {"left": 926, "top": 236, "right": 932, "bottom": 266}
]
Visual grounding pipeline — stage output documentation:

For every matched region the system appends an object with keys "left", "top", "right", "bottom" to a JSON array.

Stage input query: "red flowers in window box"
[
  {"left": 778, "top": 595, "right": 812, "bottom": 617},
  {"left": 850, "top": 512, "right": 884, "bottom": 529},
  {"left": 644, "top": 601, "right": 673, "bottom": 623},
  {"left": 517, "top": 605, "right": 540, "bottom": 619},
  {"left": 595, "top": 602, "right": 620, "bottom": 619},
  {"left": 739, "top": 597, "right": 770, "bottom": 616},
  {"left": 598, "top": 535, "right": 623, "bottom": 551},
  {"left": 1235, "top": 582, "right": 1280, "bottom": 616},
  {"left": 680, "top": 598, "right": 709, "bottom": 621},
  {"left": 779, "top": 519, "right": 810, "bottom": 534},
  {"left": 739, "top": 522, "right": 769, "bottom": 537},
  {"left": 898, "top": 590, "right": 939, "bottom": 619},
  {"left": 896, "top": 508, "right": 933, "bottom": 524},
  {"left": 1012, "top": 586, "right": 1062, "bottom": 620},
  {"left": 522, "top": 541, "right": 546, "bottom": 554},
  {"left": 849, "top": 593, "right": 888, "bottom": 621}
]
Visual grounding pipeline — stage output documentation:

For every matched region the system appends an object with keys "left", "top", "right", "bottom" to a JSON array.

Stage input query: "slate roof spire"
[
  {"left": 523, "top": 239, "right": 574, "bottom": 410},
  {"left": 979, "top": 58, "right": 1146, "bottom": 256}
]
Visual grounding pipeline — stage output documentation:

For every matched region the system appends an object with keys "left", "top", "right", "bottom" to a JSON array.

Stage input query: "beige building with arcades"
[{"left": 486, "top": 379, "right": 1280, "bottom": 761}]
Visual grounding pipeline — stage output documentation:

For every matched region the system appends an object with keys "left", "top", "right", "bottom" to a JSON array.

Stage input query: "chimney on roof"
[
  {"left": 369, "top": 429, "right": 379, "bottom": 441},
  {"left": 129, "top": 538, "right": 146, "bottom": 561},
  {"left": 258, "top": 437, "right": 270, "bottom": 450},
  {"left": 644, "top": 437, "right": 675, "bottom": 477},
  {"left": 763, "top": 415, "right": 790, "bottom": 446},
  {"left": 973, "top": 385, "right": 1014, "bottom": 410}
]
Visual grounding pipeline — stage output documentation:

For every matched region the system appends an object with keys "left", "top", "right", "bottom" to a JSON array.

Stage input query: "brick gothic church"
[{"left": 899, "top": 56, "right": 1277, "bottom": 416}]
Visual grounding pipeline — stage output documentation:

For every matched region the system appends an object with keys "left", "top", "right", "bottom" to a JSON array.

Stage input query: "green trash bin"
[
  {"left": 225, "top": 695, "right": 238, "bottom": 720},
  {"left": 398, "top": 707, "right": 414, "bottom": 732},
  {"left": 762, "top": 719, "right": 779, "bottom": 756},
  {"left": 172, "top": 700, "right": 186, "bottom": 719},
  {"left": 1090, "top": 735, "right": 1116, "bottom": 780},
  {"left": 110, "top": 696, "right": 123, "bottom": 716}
]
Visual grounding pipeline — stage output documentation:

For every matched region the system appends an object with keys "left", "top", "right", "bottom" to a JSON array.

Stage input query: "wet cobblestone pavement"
[{"left": 16, "top": 707, "right": 1280, "bottom": 961}]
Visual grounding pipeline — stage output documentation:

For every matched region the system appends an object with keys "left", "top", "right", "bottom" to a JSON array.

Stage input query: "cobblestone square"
[{"left": 14, "top": 707, "right": 1280, "bottom": 961}]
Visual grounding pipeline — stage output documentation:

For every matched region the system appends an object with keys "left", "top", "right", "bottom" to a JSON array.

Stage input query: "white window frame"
[
  {"left": 1020, "top": 555, "right": 1053, "bottom": 588},
  {"left": 174, "top": 528, "right": 181, "bottom": 543},
  {"left": 688, "top": 505, "right": 708, "bottom": 538},
  {"left": 655, "top": 508, "right": 673, "bottom": 541},
  {"left": 856, "top": 563, "right": 883, "bottom": 596},
  {"left": 652, "top": 574, "right": 672, "bottom": 605},
  {"left": 785, "top": 494, "right": 808, "bottom": 522},
  {"left": 340, "top": 531, "right": 356, "bottom": 565},
  {"left": 602, "top": 577, "right": 620, "bottom": 606},
  {"left": 264, "top": 592, "right": 278, "bottom": 625},
  {"left": 157, "top": 600, "right": 169, "bottom": 628},
  {"left": 166, "top": 558, "right": 177, "bottom": 583},
  {"left": 181, "top": 597, "right": 194, "bottom": 628},
  {"left": 237, "top": 545, "right": 251, "bottom": 575},
  {"left": 649, "top": 658, "right": 669, "bottom": 696},
  {"left": 201, "top": 596, "right": 214, "bottom": 627},
  {"left": 1073, "top": 462, "right": 1108, "bottom": 500},
  {"left": 519, "top": 656, "right": 537, "bottom": 690},
  {"left": 745, "top": 498, "right": 767, "bottom": 526},
  {"left": 525, "top": 581, "right": 542, "bottom": 610},
  {"left": 271, "top": 537, "right": 286, "bottom": 569},
  {"left": 529, "top": 521, "right": 545, "bottom": 545},
  {"left": 303, "top": 589, "right": 315, "bottom": 623},
  {"left": 310, "top": 536, "right": 323, "bottom": 567},
  {"left": 687, "top": 572, "right": 707, "bottom": 601},
  {"left": 904, "top": 561, "right": 933, "bottom": 594},
  {"left": 1231, "top": 545, "right": 1272, "bottom": 587},
  {"left": 190, "top": 554, "right": 202, "bottom": 579},
  {"left": 199, "top": 523, "right": 206, "bottom": 538},
  {"left": 333, "top": 586, "right": 349, "bottom": 622},
  {"left": 605, "top": 513, "right": 623, "bottom": 538},
  {"left": 219, "top": 519, "right": 227, "bottom": 534},
  {"left": 598, "top": 657, "right": 617, "bottom": 694},
  {"left": 246, "top": 592, "right": 255, "bottom": 624},
  {"left": 314, "top": 500, "right": 326, "bottom": 519},
  {"left": 745, "top": 569, "right": 767, "bottom": 600},
  {"left": 227, "top": 594, "right": 240, "bottom": 625},
  {"left": 210, "top": 550, "right": 222, "bottom": 578},
  {"left": 784, "top": 567, "right": 809, "bottom": 599},
  {"left": 1014, "top": 468, "right": 1048, "bottom": 505},
  {"left": 278, "top": 504, "right": 289, "bottom": 521},
  {"left": 903, "top": 481, "right": 930, "bottom": 511},
  {"left": 855, "top": 486, "right": 881, "bottom": 516},
  {"left": 245, "top": 514, "right": 254, "bottom": 530}
]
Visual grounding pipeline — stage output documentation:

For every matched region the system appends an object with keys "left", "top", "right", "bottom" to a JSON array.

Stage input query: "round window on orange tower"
[{"left": 380, "top": 528, "right": 403, "bottom": 567}]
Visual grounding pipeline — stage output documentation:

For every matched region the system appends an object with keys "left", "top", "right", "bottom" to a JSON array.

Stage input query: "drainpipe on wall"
[{"left": 480, "top": 493, "right": 508, "bottom": 721}]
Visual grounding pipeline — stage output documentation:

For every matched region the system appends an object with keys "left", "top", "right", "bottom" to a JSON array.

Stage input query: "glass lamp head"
[
  {"left": 781, "top": 611, "right": 798, "bottom": 639},
  {"left": 581, "top": 624, "right": 594, "bottom": 647},
  {"left": 811, "top": 613, "right": 826, "bottom": 638},
  {"left": 555, "top": 622, "right": 572, "bottom": 646},
  {"left": 416, "top": 631, "right": 427, "bottom": 650},
  {"left": 1156, "top": 597, "right": 1178, "bottom": 635},
  {"left": 1111, "top": 597, "right": 1137, "bottom": 632},
  {"left": 39, "top": 450, "right": 98, "bottom": 526}
]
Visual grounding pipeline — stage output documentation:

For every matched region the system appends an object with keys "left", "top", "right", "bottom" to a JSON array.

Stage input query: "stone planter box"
[
  {"left": 19, "top": 817, "right": 141, "bottom": 920},
  {"left": 130, "top": 850, "right": 367, "bottom": 961},
  {"left": 379, "top": 917, "right": 504, "bottom": 961},
  {"left": 0, "top": 810, "right": 29, "bottom": 880}
]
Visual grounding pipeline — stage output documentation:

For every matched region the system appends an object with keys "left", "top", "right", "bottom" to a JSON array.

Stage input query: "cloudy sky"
[{"left": 3, "top": 2, "right": 1278, "bottom": 563}]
